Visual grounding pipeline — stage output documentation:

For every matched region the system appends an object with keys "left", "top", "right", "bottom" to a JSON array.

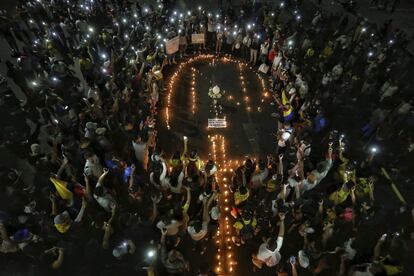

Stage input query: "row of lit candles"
[
  {"left": 238, "top": 63, "right": 251, "bottom": 112},
  {"left": 209, "top": 135, "right": 236, "bottom": 274},
  {"left": 191, "top": 67, "right": 197, "bottom": 114},
  {"left": 165, "top": 55, "right": 216, "bottom": 129}
]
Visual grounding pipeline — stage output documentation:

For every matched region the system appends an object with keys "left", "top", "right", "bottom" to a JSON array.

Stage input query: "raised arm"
[
  {"left": 84, "top": 174, "right": 92, "bottom": 200},
  {"left": 350, "top": 186, "right": 356, "bottom": 206},
  {"left": 339, "top": 137, "right": 344, "bottom": 160},
  {"left": 183, "top": 186, "right": 191, "bottom": 211},
  {"left": 149, "top": 194, "right": 160, "bottom": 223},
  {"left": 295, "top": 182, "right": 301, "bottom": 200},
  {"left": 290, "top": 257, "right": 298, "bottom": 276},
  {"left": 102, "top": 206, "right": 117, "bottom": 249},
  {"left": 318, "top": 199, "right": 324, "bottom": 215},
  {"left": 74, "top": 197, "right": 87, "bottom": 223},
  {"left": 277, "top": 213, "right": 285, "bottom": 239},
  {"left": 280, "top": 183, "right": 288, "bottom": 203},
  {"left": 183, "top": 136, "right": 188, "bottom": 157},
  {"left": 373, "top": 234, "right": 386, "bottom": 260},
  {"left": 328, "top": 142, "right": 333, "bottom": 161},
  {"left": 368, "top": 177, "right": 375, "bottom": 204},
  {"left": 278, "top": 154, "right": 284, "bottom": 176},
  {"left": 52, "top": 248, "right": 65, "bottom": 269},
  {"left": 203, "top": 193, "right": 217, "bottom": 223},
  {"left": 139, "top": 60, "right": 145, "bottom": 75},
  {"left": 50, "top": 194, "right": 58, "bottom": 216},
  {"left": 128, "top": 164, "right": 136, "bottom": 191},
  {"left": 97, "top": 168, "right": 109, "bottom": 186},
  {"left": 56, "top": 156, "right": 69, "bottom": 179},
  {"left": 160, "top": 161, "right": 167, "bottom": 181}
]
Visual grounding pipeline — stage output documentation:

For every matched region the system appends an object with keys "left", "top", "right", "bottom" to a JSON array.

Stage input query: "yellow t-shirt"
[
  {"left": 355, "top": 177, "right": 370, "bottom": 198},
  {"left": 329, "top": 188, "right": 349, "bottom": 205},
  {"left": 233, "top": 218, "right": 257, "bottom": 230},
  {"left": 234, "top": 190, "right": 249, "bottom": 205},
  {"left": 169, "top": 158, "right": 182, "bottom": 168},
  {"left": 306, "top": 48, "right": 314, "bottom": 57},
  {"left": 266, "top": 179, "right": 278, "bottom": 192},
  {"left": 326, "top": 208, "right": 336, "bottom": 223}
]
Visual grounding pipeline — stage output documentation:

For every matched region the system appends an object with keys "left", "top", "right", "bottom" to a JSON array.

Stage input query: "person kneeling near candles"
[{"left": 252, "top": 213, "right": 285, "bottom": 270}]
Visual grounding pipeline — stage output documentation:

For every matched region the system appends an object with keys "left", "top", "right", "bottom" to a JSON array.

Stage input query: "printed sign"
[
  {"left": 191, "top": 33, "right": 205, "bottom": 44},
  {"left": 208, "top": 118, "right": 227, "bottom": 128},
  {"left": 166, "top": 36, "right": 179, "bottom": 55}
]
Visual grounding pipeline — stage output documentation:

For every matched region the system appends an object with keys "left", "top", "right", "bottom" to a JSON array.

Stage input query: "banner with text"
[
  {"left": 166, "top": 36, "right": 180, "bottom": 55},
  {"left": 191, "top": 33, "right": 205, "bottom": 44},
  {"left": 208, "top": 118, "right": 227, "bottom": 128}
]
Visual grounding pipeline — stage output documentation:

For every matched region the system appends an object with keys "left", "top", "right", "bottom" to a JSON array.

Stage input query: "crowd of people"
[{"left": 0, "top": 0, "right": 413, "bottom": 275}]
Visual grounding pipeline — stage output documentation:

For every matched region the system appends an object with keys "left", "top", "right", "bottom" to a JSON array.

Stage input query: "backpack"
[{"left": 239, "top": 220, "right": 254, "bottom": 240}]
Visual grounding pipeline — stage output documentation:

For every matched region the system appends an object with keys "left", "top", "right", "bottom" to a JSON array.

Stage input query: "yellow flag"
[
  {"left": 50, "top": 177, "right": 73, "bottom": 200},
  {"left": 282, "top": 89, "right": 289, "bottom": 105},
  {"left": 281, "top": 89, "right": 293, "bottom": 118}
]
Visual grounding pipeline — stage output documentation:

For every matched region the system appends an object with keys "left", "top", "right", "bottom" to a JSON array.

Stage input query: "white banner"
[
  {"left": 191, "top": 33, "right": 205, "bottom": 44},
  {"left": 208, "top": 118, "right": 227, "bottom": 128},
  {"left": 166, "top": 36, "right": 179, "bottom": 55}
]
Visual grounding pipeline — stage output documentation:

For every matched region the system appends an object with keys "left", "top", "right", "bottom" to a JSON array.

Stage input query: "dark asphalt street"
[
  {"left": 158, "top": 56, "right": 277, "bottom": 159},
  {"left": 158, "top": 54, "right": 282, "bottom": 275}
]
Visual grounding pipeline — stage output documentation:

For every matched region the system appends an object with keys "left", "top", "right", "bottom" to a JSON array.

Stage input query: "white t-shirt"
[
  {"left": 260, "top": 43, "right": 269, "bottom": 55},
  {"left": 272, "top": 54, "right": 282, "bottom": 69},
  {"left": 93, "top": 181, "right": 116, "bottom": 212},
  {"left": 251, "top": 168, "right": 269, "bottom": 185},
  {"left": 301, "top": 158, "right": 332, "bottom": 193},
  {"left": 187, "top": 221, "right": 208, "bottom": 241},
  {"left": 297, "top": 142, "right": 311, "bottom": 160},
  {"left": 313, "top": 159, "right": 333, "bottom": 184},
  {"left": 156, "top": 220, "right": 181, "bottom": 236},
  {"left": 256, "top": 237, "right": 284, "bottom": 267},
  {"left": 243, "top": 36, "right": 252, "bottom": 47},
  {"left": 170, "top": 171, "right": 184, "bottom": 194},
  {"left": 132, "top": 140, "right": 146, "bottom": 162},
  {"left": 207, "top": 20, "right": 215, "bottom": 32}
]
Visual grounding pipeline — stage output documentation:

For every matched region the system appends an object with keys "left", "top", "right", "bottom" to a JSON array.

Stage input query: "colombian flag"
[
  {"left": 50, "top": 177, "right": 73, "bottom": 200},
  {"left": 281, "top": 89, "right": 293, "bottom": 122}
]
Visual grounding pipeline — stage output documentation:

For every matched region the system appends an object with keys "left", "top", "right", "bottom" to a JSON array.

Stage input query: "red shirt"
[{"left": 268, "top": 49, "right": 276, "bottom": 63}]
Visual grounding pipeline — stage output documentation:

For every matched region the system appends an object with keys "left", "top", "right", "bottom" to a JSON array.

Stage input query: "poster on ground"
[
  {"left": 166, "top": 36, "right": 179, "bottom": 55},
  {"left": 208, "top": 118, "right": 227, "bottom": 128},
  {"left": 191, "top": 33, "right": 205, "bottom": 44}
]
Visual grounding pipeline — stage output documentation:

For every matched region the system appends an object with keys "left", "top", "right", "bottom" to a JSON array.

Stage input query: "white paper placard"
[{"left": 208, "top": 118, "right": 227, "bottom": 128}]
